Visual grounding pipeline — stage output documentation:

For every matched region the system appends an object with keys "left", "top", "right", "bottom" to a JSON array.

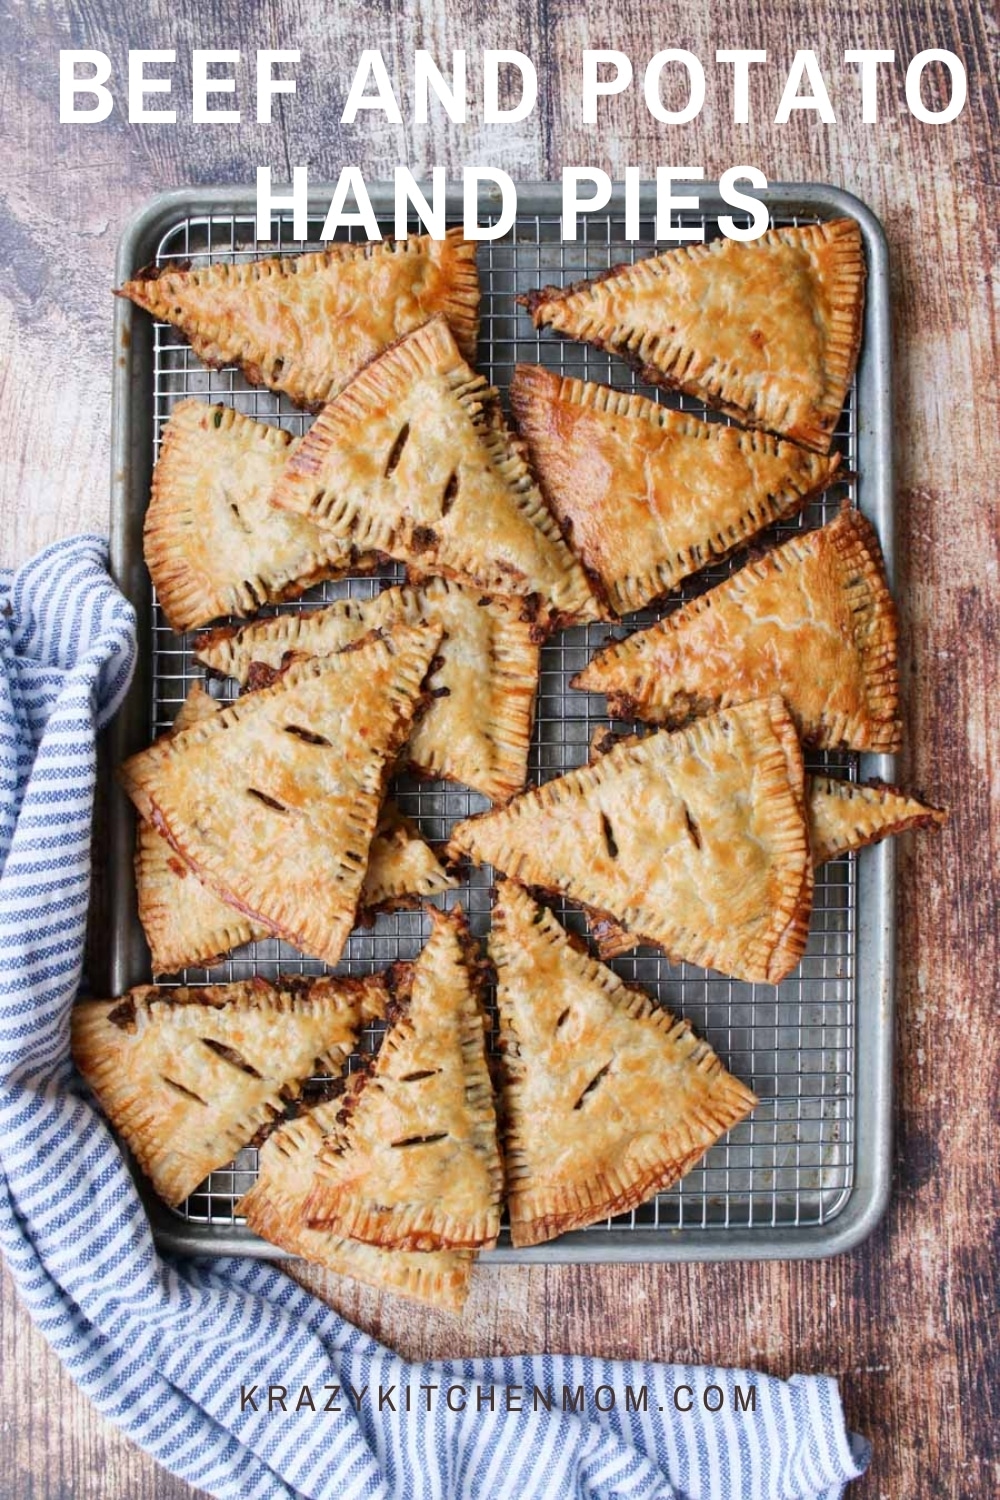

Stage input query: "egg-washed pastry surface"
[
  {"left": 807, "top": 775, "right": 946, "bottom": 866},
  {"left": 135, "top": 686, "right": 455, "bottom": 973},
  {"left": 491, "top": 885, "right": 757, "bottom": 1247},
  {"left": 510, "top": 364, "right": 842, "bottom": 615},
  {"left": 581, "top": 731, "right": 945, "bottom": 958},
  {"left": 304, "top": 908, "right": 502, "bottom": 1251},
  {"left": 268, "top": 316, "right": 603, "bottom": 625},
  {"left": 72, "top": 974, "right": 387, "bottom": 1207},
  {"left": 575, "top": 506, "right": 901, "bottom": 753},
  {"left": 449, "top": 696, "right": 813, "bottom": 986},
  {"left": 144, "top": 401, "right": 379, "bottom": 633},
  {"left": 519, "top": 218, "right": 865, "bottom": 454},
  {"left": 196, "top": 576, "right": 542, "bottom": 801},
  {"left": 238, "top": 1096, "right": 474, "bottom": 1313},
  {"left": 121, "top": 622, "right": 441, "bottom": 967},
  {"left": 119, "top": 228, "right": 480, "bottom": 409}
]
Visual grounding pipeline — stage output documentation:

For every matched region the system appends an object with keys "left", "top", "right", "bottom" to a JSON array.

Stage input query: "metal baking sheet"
[{"left": 105, "top": 180, "right": 894, "bottom": 1263}]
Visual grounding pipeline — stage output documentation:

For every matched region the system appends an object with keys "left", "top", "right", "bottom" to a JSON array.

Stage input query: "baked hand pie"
[
  {"left": 121, "top": 621, "right": 441, "bottom": 967},
  {"left": 519, "top": 218, "right": 865, "bottom": 454},
  {"left": 72, "top": 974, "right": 387, "bottom": 1207},
  {"left": 303, "top": 908, "right": 502, "bottom": 1250},
  {"left": 582, "top": 732, "right": 944, "bottom": 957},
  {"left": 195, "top": 576, "right": 542, "bottom": 802},
  {"left": 268, "top": 316, "right": 604, "bottom": 625},
  {"left": 119, "top": 228, "right": 480, "bottom": 409},
  {"left": 238, "top": 1095, "right": 475, "bottom": 1313},
  {"left": 449, "top": 696, "right": 813, "bottom": 986},
  {"left": 807, "top": 775, "right": 946, "bottom": 865},
  {"left": 491, "top": 884, "right": 757, "bottom": 1246},
  {"left": 144, "top": 401, "right": 378, "bottom": 633},
  {"left": 510, "top": 364, "right": 842, "bottom": 615},
  {"left": 134, "top": 686, "right": 456, "bottom": 974},
  {"left": 574, "top": 506, "right": 901, "bottom": 753}
]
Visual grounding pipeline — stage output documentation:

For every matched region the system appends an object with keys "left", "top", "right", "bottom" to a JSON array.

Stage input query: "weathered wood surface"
[{"left": 0, "top": 1, "right": 997, "bottom": 1496}]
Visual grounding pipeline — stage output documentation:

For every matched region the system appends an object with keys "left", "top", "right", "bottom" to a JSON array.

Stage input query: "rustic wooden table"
[{"left": 1, "top": 3, "right": 997, "bottom": 1497}]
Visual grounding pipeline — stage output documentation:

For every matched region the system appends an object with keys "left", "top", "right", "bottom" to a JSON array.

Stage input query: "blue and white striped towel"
[{"left": 0, "top": 535, "right": 870, "bottom": 1500}]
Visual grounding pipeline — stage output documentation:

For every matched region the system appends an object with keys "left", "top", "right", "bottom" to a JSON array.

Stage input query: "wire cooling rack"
[{"left": 142, "top": 201, "right": 861, "bottom": 1251}]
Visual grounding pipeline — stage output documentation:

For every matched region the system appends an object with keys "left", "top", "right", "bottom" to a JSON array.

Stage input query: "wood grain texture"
[{"left": 0, "top": 1, "right": 997, "bottom": 1497}]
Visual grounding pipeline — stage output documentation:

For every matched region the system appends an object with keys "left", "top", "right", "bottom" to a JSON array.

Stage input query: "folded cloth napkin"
[{"left": 0, "top": 535, "right": 870, "bottom": 1500}]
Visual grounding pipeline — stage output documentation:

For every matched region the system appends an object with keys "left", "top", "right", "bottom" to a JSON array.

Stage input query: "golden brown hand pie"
[
  {"left": 134, "top": 686, "right": 456, "bottom": 973},
  {"left": 510, "top": 365, "right": 842, "bottom": 615},
  {"left": 121, "top": 622, "right": 441, "bottom": 967},
  {"left": 448, "top": 696, "right": 813, "bottom": 985},
  {"left": 304, "top": 908, "right": 502, "bottom": 1250},
  {"left": 807, "top": 776, "right": 946, "bottom": 865},
  {"left": 195, "top": 576, "right": 542, "bottom": 801},
  {"left": 238, "top": 1096, "right": 474, "bottom": 1313},
  {"left": 519, "top": 218, "right": 865, "bottom": 454},
  {"left": 580, "top": 732, "right": 944, "bottom": 958},
  {"left": 268, "top": 316, "right": 604, "bottom": 625},
  {"left": 72, "top": 974, "right": 387, "bottom": 1207},
  {"left": 491, "top": 884, "right": 757, "bottom": 1246},
  {"left": 143, "top": 400, "right": 378, "bottom": 632},
  {"left": 574, "top": 506, "right": 901, "bottom": 753},
  {"left": 119, "top": 228, "right": 480, "bottom": 409}
]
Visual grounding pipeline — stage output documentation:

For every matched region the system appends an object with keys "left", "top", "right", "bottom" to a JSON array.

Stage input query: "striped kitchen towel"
[{"left": 0, "top": 534, "right": 870, "bottom": 1500}]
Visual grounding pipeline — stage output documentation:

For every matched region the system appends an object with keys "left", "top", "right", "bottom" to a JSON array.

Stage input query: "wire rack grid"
[{"left": 146, "top": 202, "right": 859, "bottom": 1249}]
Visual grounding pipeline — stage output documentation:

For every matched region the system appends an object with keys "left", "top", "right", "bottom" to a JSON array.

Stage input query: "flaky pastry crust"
[
  {"left": 269, "top": 316, "right": 603, "bottom": 624},
  {"left": 196, "top": 576, "right": 542, "bottom": 801},
  {"left": 143, "top": 400, "right": 376, "bottom": 632},
  {"left": 807, "top": 775, "right": 946, "bottom": 865},
  {"left": 510, "top": 364, "right": 842, "bottom": 615},
  {"left": 304, "top": 908, "right": 502, "bottom": 1250},
  {"left": 449, "top": 696, "right": 813, "bottom": 985},
  {"left": 238, "top": 1097, "right": 474, "bottom": 1312},
  {"left": 491, "top": 885, "right": 756, "bottom": 1246},
  {"left": 120, "top": 228, "right": 480, "bottom": 408},
  {"left": 574, "top": 506, "right": 901, "bottom": 752},
  {"left": 134, "top": 686, "right": 455, "bottom": 972},
  {"left": 72, "top": 974, "right": 387, "bottom": 1207},
  {"left": 520, "top": 219, "right": 865, "bottom": 453},
  {"left": 121, "top": 622, "right": 441, "bottom": 966}
]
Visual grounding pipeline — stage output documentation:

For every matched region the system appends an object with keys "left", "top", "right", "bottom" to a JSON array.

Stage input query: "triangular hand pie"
[
  {"left": 144, "top": 401, "right": 376, "bottom": 632},
  {"left": 135, "top": 687, "right": 456, "bottom": 972},
  {"left": 119, "top": 228, "right": 480, "bottom": 408},
  {"left": 574, "top": 507, "right": 901, "bottom": 752},
  {"left": 510, "top": 364, "right": 842, "bottom": 615},
  {"left": 121, "top": 622, "right": 441, "bottom": 966},
  {"left": 580, "top": 744, "right": 944, "bottom": 958},
  {"left": 196, "top": 576, "right": 542, "bottom": 801},
  {"left": 72, "top": 974, "right": 387, "bottom": 1207},
  {"left": 491, "top": 884, "right": 757, "bottom": 1246},
  {"left": 268, "top": 316, "right": 603, "bottom": 624},
  {"left": 520, "top": 218, "right": 865, "bottom": 453},
  {"left": 449, "top": 696, "right": 813, "bottom": 985},
  {"left": 808, "top": 775, "right": 946, "bottom": 865},
  {"left": 238, "top": 1097, "right": 474, "bottom": 1312},
  {"left": 304, "top": 908, "right": 502, "bottom": 1249}
]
